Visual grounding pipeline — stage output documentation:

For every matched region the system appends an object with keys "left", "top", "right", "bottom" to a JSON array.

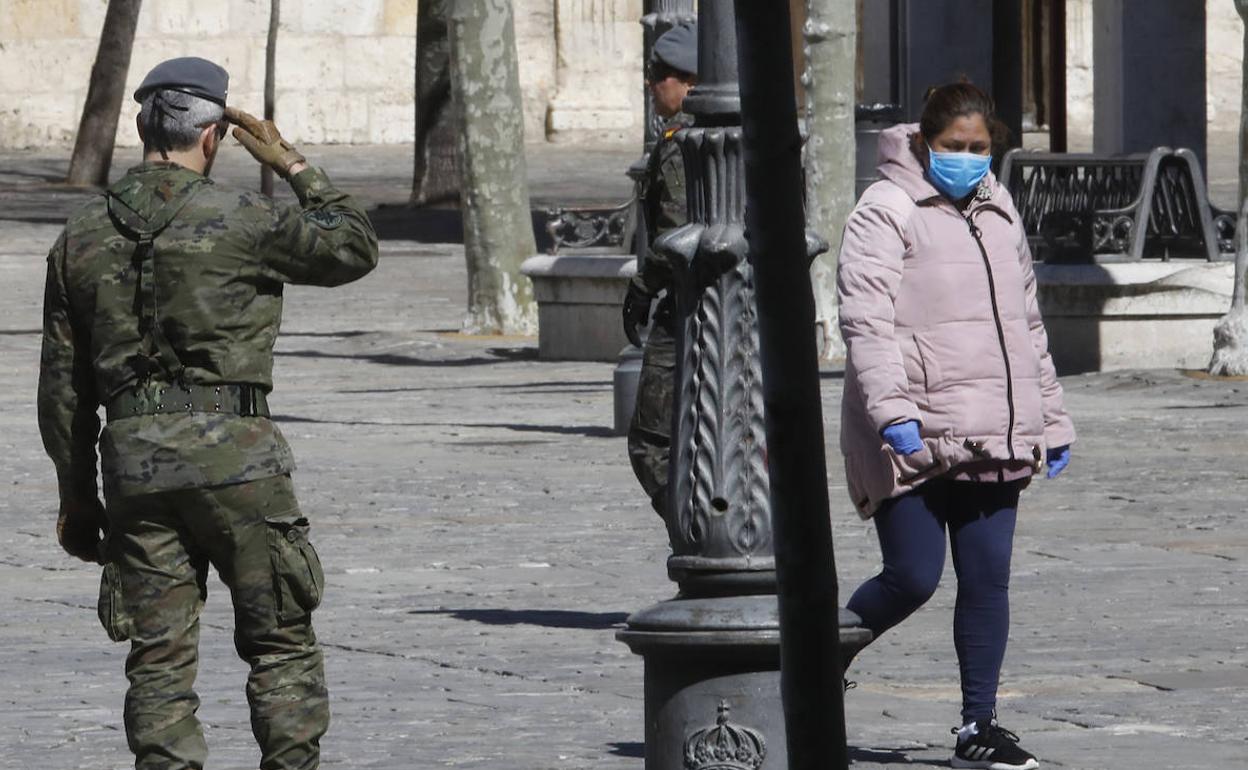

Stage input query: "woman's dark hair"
[{"left": 917, "top": 81, "right": 1010, "bottom": 154}]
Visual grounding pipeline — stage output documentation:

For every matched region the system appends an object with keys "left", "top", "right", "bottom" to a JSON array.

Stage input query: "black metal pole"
[
  {"left": 731, "top": 2, "right": 847, "bottom": 769},
  {"left": 1048, "top": 0, "right": 1067, "bottom": 152},
  {"left": 992, "top": 0, "right": 1024, "bottom": 150}
]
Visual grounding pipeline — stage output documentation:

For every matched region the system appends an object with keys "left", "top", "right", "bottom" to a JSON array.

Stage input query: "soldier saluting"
[{"left": 38, "top": 57, "right": 378, "bottom": 769}]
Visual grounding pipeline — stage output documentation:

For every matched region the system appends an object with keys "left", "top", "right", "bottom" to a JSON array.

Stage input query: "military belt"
[{"left": 106, "top": 383, "right": 269, "bottom": 422}]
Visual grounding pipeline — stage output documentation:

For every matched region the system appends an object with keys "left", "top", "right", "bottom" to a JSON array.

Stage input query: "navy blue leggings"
[{"left": 846, "top": 479, "right": 1022, "bottom": 722}]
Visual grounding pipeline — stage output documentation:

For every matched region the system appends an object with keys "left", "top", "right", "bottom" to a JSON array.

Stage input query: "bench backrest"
[{"left": 1000, "top": 147, "right": 1231, "bottom": 263}]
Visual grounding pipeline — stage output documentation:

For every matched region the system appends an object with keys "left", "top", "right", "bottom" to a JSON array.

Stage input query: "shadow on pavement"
[
  {"left": 271, "top": 415, "right": 616, "bottom": 438},
  {"left": 848, "top": 746, "right": 948, "bottom": 767},
  {"left": 340, "top": 380, "right": 612, "bottom": 395},
  {"left": 275, "top": 346, "right": 537, "bottom": 367},
  {"left": 409, "top": 608, "right": 630, "bottom": 630},
  {"left": 607, "top": 742, "right": 644, "bottom": 758},
  {"left": 369, "top": 203, "right": 560, "bottom": 252}
]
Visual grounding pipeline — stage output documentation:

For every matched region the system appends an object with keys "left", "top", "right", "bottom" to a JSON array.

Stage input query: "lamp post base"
[{"left": 618, "top": 595, "right": 871, "bottom": 769}]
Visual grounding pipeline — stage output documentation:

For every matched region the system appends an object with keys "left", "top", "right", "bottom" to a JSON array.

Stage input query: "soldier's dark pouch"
[
  {"left": 97, "top": 563, "right": 134, "bottom": 643},
  {"left": 266, "top": 513, "right": 325, "bottom": 623}
]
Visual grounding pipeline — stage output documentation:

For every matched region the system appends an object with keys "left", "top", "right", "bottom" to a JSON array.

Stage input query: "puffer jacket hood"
[{"left": 837, "top": 123, "right": 1075, "bottom": 518}]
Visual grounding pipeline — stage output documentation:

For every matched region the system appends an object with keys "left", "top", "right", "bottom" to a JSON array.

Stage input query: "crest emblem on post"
[{"left": 683, "top": 701, "right": 767, "bottom": 770}]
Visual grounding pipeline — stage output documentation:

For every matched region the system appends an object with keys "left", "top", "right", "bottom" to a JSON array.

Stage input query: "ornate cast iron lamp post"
[{"left": 617, "top": 2, "right": 869, "bottom": 768}]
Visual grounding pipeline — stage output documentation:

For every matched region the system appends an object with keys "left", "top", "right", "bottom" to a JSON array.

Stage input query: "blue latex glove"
[
  {"left": 1046, "top": 445, "right": 1071, "bottom": 479},
  {"left": 882, "top": 420, "right": 923, "bottom": 455}
]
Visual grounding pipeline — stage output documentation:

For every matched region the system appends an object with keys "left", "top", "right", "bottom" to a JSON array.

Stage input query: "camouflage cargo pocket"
[
  {"left": 266, "top": 513, "right": 325, "bottom": 623},
  {"left": 97, "top": 563, "right": 133, "bottom": 642}
]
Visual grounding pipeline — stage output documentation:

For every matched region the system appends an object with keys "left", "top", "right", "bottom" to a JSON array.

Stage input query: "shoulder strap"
[{"left": 106, "top": 183, "right": 203, "bottom": 384}]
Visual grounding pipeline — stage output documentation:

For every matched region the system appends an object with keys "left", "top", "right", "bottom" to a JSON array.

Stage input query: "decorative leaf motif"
[{"left": 668, "top": 126, "right": 773, "bottom": 564}]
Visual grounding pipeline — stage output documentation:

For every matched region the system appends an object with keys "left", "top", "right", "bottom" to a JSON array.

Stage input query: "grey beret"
[
  {"left": 133, "top": 57, "right": 229, "bottom": 105},
  {"left": 652, "top": 21, "right": 697, "bottom": 77}
]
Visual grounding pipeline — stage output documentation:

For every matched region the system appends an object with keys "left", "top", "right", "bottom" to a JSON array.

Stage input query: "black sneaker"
[{"left": 950, "top": 718, "right": 1039, "bottom": 770}]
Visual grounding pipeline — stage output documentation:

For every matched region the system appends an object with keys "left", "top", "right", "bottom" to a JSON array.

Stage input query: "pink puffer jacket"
[{"left": 837, "top": 123, "right": 1075, "bottom": 518}]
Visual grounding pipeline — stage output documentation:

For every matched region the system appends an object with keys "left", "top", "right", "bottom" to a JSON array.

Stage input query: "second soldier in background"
[{"left": 624, "top": 21, "right": 697, "bottom": 519}]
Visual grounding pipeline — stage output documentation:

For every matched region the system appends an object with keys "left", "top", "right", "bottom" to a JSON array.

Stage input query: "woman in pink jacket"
[{"left": 838, "top": 83, "right": 1075, "bottom": 770}]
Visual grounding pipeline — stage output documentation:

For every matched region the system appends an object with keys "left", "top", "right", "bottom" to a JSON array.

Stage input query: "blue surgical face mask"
[{"left": 926, "top": 145, "right": 991, "bottom": 200}]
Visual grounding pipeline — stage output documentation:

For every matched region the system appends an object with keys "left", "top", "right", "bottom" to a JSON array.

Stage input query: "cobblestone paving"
[{"left": 2, "top": 144, "right": 1248, "bottom": 767}]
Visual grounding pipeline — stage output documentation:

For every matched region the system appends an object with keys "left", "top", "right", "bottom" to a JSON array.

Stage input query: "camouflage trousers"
[
  {"left": 100, "top": 473, "right": 329, "bottom": 770},
  {"left": 627, "top": 301, "right": 676, "bottom": 518}
]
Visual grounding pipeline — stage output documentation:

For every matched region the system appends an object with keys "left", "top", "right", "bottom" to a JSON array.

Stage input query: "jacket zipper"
[{"left": 964, "top": 214, "right": 1017, "bottom": 460}]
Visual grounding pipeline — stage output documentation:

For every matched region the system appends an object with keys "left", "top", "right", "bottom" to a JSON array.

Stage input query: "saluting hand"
[{"left": 225, "top": 107, "right": 308, "bottom": 179}]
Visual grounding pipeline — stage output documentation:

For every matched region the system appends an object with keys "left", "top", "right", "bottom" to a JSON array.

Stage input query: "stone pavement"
[
  {"left": 1, "top": 129, "right": 1240, "bottom": 226},
  {"left": 0, "top": 142, "right": 641, "bottom": 226},
  {"left": 2, "top": 142, "right": 1248, "bottom": 769}
]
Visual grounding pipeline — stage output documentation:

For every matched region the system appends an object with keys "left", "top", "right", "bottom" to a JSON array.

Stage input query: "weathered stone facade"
[
  {"left": 0, "top": 0, "right": 1238, "bottom": 149},
  {"left": 0, "top": 0, "right": 644, "bottom": 148}
]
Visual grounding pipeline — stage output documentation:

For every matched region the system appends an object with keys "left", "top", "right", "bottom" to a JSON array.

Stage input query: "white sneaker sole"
[{"left": 951, "top": 755, "right": 1040, "bottom": 770}]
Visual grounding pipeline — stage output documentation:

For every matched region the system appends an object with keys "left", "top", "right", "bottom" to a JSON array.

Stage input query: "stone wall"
[
  {"left": 0, "top": 0, "right": 1239, "bottom": 150},
  {"left": 0, "top": 0, "right": 644, "bottom": 149},
  {"left": 1, "top": 0, "right": 422, "bottom": 148}
]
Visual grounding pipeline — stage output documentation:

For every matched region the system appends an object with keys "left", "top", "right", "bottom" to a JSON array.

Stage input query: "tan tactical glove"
[
  {"left": 57, "top": 497, "right": 108, "bottom": 564},
  {"left": 225, "top": 107, "right": 307, "bottom": 179}
]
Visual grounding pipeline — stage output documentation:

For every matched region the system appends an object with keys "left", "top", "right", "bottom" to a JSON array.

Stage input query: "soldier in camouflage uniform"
[
  {"left": 38, "top": 58, "right": 379, "bottom": 770},
  {"left": 624, "top": 22, "right": 697, "bottom": 518}
]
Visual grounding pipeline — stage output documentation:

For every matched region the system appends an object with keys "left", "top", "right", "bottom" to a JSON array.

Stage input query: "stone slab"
[
  {"left": 522, "top": 252, "right": 636, "bottom": 361},
  {"left": 1037, "top": 262, "right": 1233, "bottom": 373}
]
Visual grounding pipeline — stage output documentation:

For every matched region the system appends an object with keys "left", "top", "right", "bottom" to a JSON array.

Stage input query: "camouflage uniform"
[
  {"left": 39, "top": 160, "right": 378, "bottom": 770},
  {"left": 627, "top": 116, "right": 689, "bottom": 517}
]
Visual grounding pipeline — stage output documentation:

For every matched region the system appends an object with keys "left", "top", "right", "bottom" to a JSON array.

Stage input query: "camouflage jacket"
[
  {"left": 631, "top": 114, "right": 690, "bottom": 297},
  {"left": 38, "top": 161, "right": 379, "bottom": 500}
]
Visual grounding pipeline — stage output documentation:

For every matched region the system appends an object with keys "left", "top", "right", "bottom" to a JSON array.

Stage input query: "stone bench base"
[
  {"left": 521, "top": 254, "right": 1234, "bottom": 374},
  {"left": 1037, "top": 262, "right": 1233, "bottom": 373},
  {"left": 521, "top": 250, "right": 636, "bottom": 361}
]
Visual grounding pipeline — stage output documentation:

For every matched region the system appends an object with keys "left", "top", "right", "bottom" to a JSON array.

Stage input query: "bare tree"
[
  {"left": 413, "top": 0, "right": 459, "bottom": 205},
  {"left": 447, "top": 0, "right": 537, "bottom": 334},
  {"left": 67, "top": 0, "right": 143, "bottom": 187},
  {"left": 261, "top": 0, "right": 279, "bottom": 196},
  {"left": 1209, "top": 0, "right": 1248, "bottom": 376},
  {"left": 803, "top": 0, "right": 856, "bottom": 361}
]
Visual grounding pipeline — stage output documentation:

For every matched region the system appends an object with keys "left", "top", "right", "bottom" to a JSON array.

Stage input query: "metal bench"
[
  {"left": 543, "top": 200, "right": 636, "bottom": 255},
  {"left": 999, "top": 147, "right": 1234, "bottom": 263}
]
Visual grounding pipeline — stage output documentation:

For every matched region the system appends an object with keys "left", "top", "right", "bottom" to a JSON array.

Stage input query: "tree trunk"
[
  {"left": 66, "top": 0, "right": 143, "bottom": 187},
  {"left": 261, "top": 0, "right": 279, "bottom": 197},
  {"left": 803, "top": 0, "right": 856, "bottom": 361},
  {"left": 447, "top": 0, "right": 537, "bottom": 335},
  {"left": 1241, "top": 1, "right": 1248, "bottom": 206},
  {"left": 1209, "top": 0, "right": 1248, "bottom": 376},
  {"left": 413, "top": 0, "right": 460, "bottom": 206}
]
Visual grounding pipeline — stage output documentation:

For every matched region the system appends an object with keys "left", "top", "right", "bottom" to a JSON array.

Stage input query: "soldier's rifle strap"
[{"left": 105, "top": 183, "right": 203, "bottom": 384}]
